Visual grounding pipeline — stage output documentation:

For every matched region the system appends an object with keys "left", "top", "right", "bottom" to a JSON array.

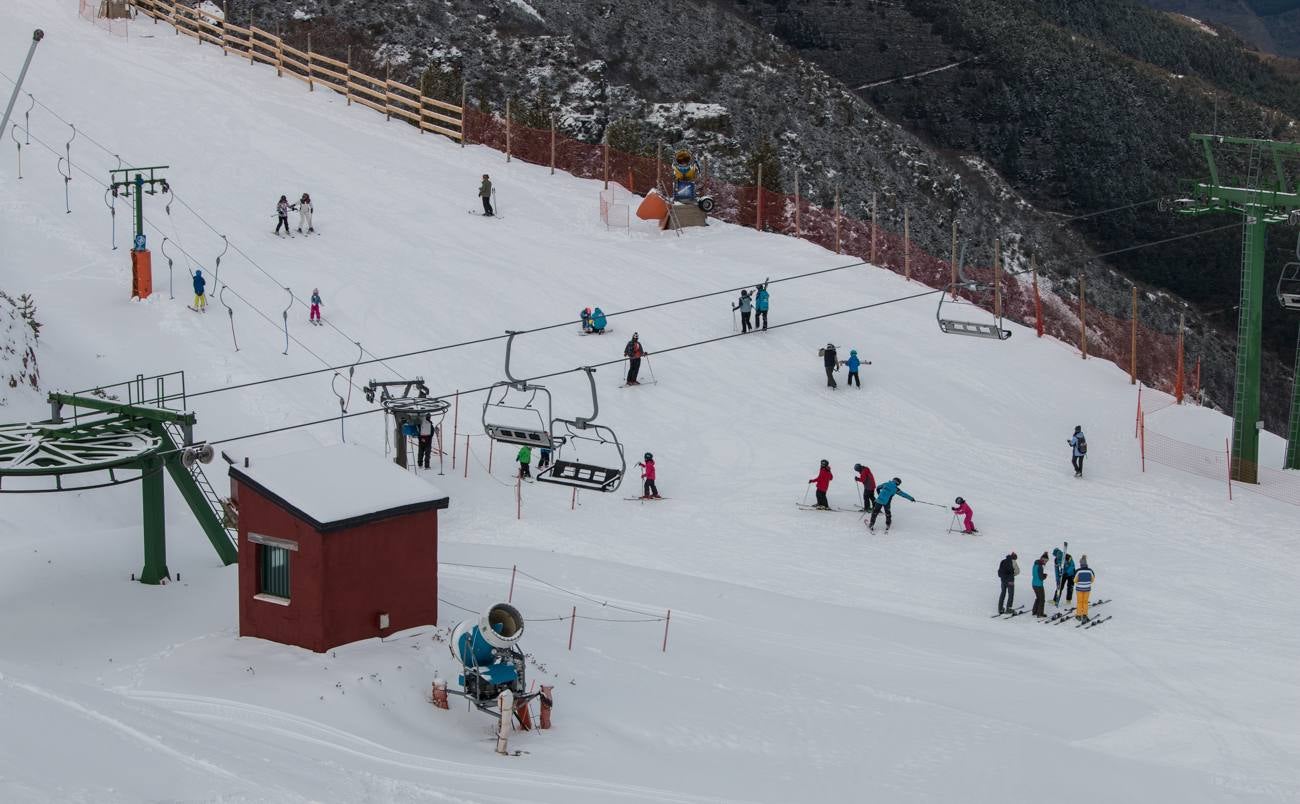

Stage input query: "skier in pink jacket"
[
  {"left": 952, "top": 497, "right": 978, "bottom": 534},
  {"left": 637, "top": 453, "right": 660, "bottom": 499}
]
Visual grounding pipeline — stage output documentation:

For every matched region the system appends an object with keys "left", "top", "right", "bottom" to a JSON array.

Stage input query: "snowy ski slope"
[{"left": 1, "top": 2, "right": 1298, "bottom": 801}]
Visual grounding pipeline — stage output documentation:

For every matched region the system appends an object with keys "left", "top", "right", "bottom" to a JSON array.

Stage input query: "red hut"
[{"left": 229, "top": 443, "right": 449, "bottom": 653}]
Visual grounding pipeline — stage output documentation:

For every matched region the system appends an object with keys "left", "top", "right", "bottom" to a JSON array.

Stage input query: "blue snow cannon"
[{"left": 449, "top": 603, "right": 530, "bottom": 708}]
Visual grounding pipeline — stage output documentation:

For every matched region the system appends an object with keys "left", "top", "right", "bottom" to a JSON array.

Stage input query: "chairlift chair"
[
  {"left": 481, "top": 332, "right": 556, "bottom": 449},
  {"left": 535, "top": 368, "right": 625, "bottom": 493},
  {"left": 1278, "top": 234, "right": 1300, "bottom": 311},
  {"left": 936, "top": 243, "right": 1012, "bottom": 340}
]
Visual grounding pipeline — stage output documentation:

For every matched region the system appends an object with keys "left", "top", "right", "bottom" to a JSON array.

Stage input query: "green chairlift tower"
[{"left": 1182, "top": 135, "right": 1300, "bottom": 481}]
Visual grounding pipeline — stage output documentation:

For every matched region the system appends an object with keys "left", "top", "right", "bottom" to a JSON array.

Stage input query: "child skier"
[
  {"left": 845, "top": 349, "right": 868, "bottom": 388},
  {"left": 754, "top": 280, "right": 770, "bottom": 330},
  {"left": 580, "top": 308, "right": 594, "bottom": 333},
  {"left": 516, "top": 444, "right": 532, "bottom": 479},
  {"left": 1069, "top": 425, "right": 1087, "bottom": 477},
  {"left": 309, "top": 288, "right": 322, "bottom": 325},
  {"left": 821, "top": 343, "right": 839, "bottom": 389},
  {"left": 191, "top": 269, "right": 207, "bottom": 311},
  {"left": 868, "top": 477, "right": 914, "bottom": 532},
  {"left": 275, "top": 195, "right": 291, "bottom": 235},
  {"left": 951, "top": 497, "right": 977, "bottom": 533},
  {"left": 733, "top": 289, "right": 753, "bottom": 333},
  {"left": 479, "top": 174, "right": 494, "bottom": 216},
  {"left": 808, "top": 459, "right": 833, "bottom": 510},
  {"left": 297, "top": 192, "right": 314, "bottom": 234},
  {"left": 538, "top": 446, "right": 552, "bottom": 471},
  {"left": 1057, "top": 553, "right": 1077, "bottom": 604},
  {"left": 1074, "top": 556, "right": 1095, "bottom": 621},
  {"left": 853, "top": 463, "right": 876, "bottom": 512},
  {"left": 624, "top": 333, "right": 646, "bottom": 385},
  {"left": 637, "top": 452, "right": 660, "bottom": 499}
]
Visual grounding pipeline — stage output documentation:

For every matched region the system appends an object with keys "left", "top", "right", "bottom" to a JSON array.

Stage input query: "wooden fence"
[{"left": 131, "top": 0, "right": 463, "bottom": 141}]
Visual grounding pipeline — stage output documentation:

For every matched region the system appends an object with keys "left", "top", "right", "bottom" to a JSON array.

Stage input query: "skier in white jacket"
[{"left": 297, "top": 192, "right": 314, "bottom": 234}]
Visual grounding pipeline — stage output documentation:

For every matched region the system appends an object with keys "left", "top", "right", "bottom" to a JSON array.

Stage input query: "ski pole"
[
  {"left": 948, "top": 513, "right": 959, "bottom": 533},
  {"left": 732, "top": 306, "right": 737, "bottom": 332},
  {"left": 646, "top": 356, "right": 657, "bottom": 383},
  {"left": 914, "top": 499, "right": 948, "bottom": 509},
  {"left": 802, "top": 484, "right": 811, "bottom": 505}
]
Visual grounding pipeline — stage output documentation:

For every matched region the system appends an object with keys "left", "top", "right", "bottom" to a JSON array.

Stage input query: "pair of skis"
[{"left": 992, "top": 605, "right": 1027, "bottom": 619}]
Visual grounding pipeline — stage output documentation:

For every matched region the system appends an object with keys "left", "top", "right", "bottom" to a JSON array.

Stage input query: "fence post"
[
  {"left": 549, "top": 114, "right": 556, "bottom": 175},
  {"left": 306, "top": 33, "right": 313, "bottom": 91},
  {"left": 950, "top": 219, "right": 958, "bottom": 298},
  {"left": 1140, "top": 413, "right": 1145, "bottom": 472},
  {"left": 794, "top": 169, "right": 801, "bottom": 238},
  {"left": 1079, "top": 273, "right": 1088, "bottom": 359},
  {"left": 463, "top": 434, "right": 470, "bottom": 478},
  {"left": 505, "top": 97, "right": 512, "bottom": 162},
  {"left": 903, "top": 206, "right": 911, "bottom": 281},
  {"left": 1130, "top": 286, "right": 1138, "bottom": 384},
  {"left": 248, "top": 15, "right": 255, "bottom": 64},
  {"left": 567, "top": 606, "right": 576, "bottom": 651},
  {"left": 488, "top": 437, "right": 494, "bottom": 473},
  {"left": 385, "top": 65, "right": 392, "bottom": 120},
  {"left": 451, "top": 390, "right": 459, "bottom": 470},
  {"left": 993, "top": 238, "right": 1002, "bottom": 321},
  {"left": 570, "top": 487, "right": 576, "bottom": 510},
  {"left": 755, "top": 164, "right": 763, "bottom": 231},
  {"left": 1136, "top": 384, "right": 1143, "bottom": 438},
  {"left": 1194, "top": 358, "right": 1201, "bottom": 404},
  {"left": 516, "top": 475, "right": 521, "bottom": 520},
  {"left": 507, "top": 565, "right": 517, "bottom": 602},
  {"left": 869, "top": 192, "right": 878, "bottom": 264},
  {"left": 1032, "top": 255, "right": 1044, "bottom": 337},
  {"left": 221, "top": 2, "right": 228, "bottom": 56},
  {"left": 662, "top": 609, "right": 672, "bottom": 652},
  {"left": 1226, "top": 438, "right": 1233, "bottom": 500},
  {"left": 602, "top": 138, "right": 609, "bottom": 189},
  {"left": 1175, "top": 313, "right": 1186, "bottom": 403},
  {"left": 834, "top": 186, "right": 841, "bottom": 255},
  {"left": 460, "top": 83, "right": 467, "bottom": 148},
  {"left": 275, "top": 28, "right": 283, "bottom": 78}
]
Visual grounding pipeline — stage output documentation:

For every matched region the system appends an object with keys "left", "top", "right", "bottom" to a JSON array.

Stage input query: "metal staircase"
[{"left": 161, "top": 422, "right": 238, "bottom": 564}]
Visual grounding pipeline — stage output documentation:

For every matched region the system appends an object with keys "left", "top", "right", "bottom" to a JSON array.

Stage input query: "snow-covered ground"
[{"left": 2, "top": 2, "right": 1299, "bottom": 801}]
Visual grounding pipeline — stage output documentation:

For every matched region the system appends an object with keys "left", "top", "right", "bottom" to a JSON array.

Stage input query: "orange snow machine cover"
[{"left": 636, "top": 190, "right": 670, "bottom": 221}]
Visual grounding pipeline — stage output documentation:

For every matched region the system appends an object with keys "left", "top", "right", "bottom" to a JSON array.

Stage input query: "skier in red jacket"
[
  {"left": 853, "top": 463, "right": 876, "bottom": 513},
  {"left": 808, "top": 459, "right": 833, "bottom": 509},
  {"left": 951, "top": 497, "right": 978, "bottom": 534}
]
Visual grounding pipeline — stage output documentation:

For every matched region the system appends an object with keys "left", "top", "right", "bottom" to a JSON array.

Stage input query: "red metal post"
[
  {"left": 567, "top": 606, "right": 576, "bottom": 651},
  {"left": 1226, "top": 438, "right": 1233, "bottom": 500},
  {"left": 451, "top": 390, "right": 459, "bottom": 470},
  {"left": 488, "top": 438, "right": 494, "bottom": 474},
  {"left": 508, "top": 564, "right": 517, "bottom": 603},
  {"left": 1140, "top": 413, "right": 1146, "bottom": 473},
  {"left": 570, "top": 487, "right": 576, "bottom": 510},
  {"left": 516, "top": 475, "right": 521, "bottom": 520},
  {"left": 662, "top": 609, "right": 671, "bottom": 653},
  {"left": 463, "top": 434, "right": 470, "bottom": 478},
  {"left": 1135, "top": 385, "right": 1142, "bottom": 439}
]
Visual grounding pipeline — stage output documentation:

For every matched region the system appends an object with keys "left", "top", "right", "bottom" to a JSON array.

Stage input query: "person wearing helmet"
[
  {"left": 844, "top": 349, "right": 870, "bottom": 388},
  {"left": 853, "top": 463, "right": 877, "bottom": 512},
  {"left": 951, "top": 496, "right": 977, "bottom": 534},
  {"left": 732, "top": 289, "right": 753, "bottom": 333},
  {"left": 821, "top": 343, "right": 839, "bottom": 389},
  {"left": 997, "top": 551, "right": 1020, "bottom": 614},
  {"left": 808, "top": 459, "right": 833, "bottom": 509},
  {"left": 624, "top": 333, "right": 647, "bottom": 385},
  {"left": 191, "top": 269, "right": 207, "bottom": 311},
  {"left": 310, "top": 288, "right": 323, "bottom": 325},
  {"left": 590, "top": 307, "right": 607, "bottom": 334},
  {"left": 636, "top": 452, "right": 660, "bottom": 499},
  {"left": 868, "top": 476, "right": 914, "bottom": 532},
  {"left": 580, "top": 307, "right": 594, "bottom": 333},
  {"left": 754, "top": 280, "right": 770, "bottom": 331},
  {"left": 516, "top": 444, "right": 532, "bottom": 480},
  {"left": 1069, "top": 425, "right": 1087, "bottom": 477}
]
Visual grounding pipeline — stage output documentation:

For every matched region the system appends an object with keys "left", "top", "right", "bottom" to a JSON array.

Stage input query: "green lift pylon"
[{"left": 1183, "top": 135, "right": 1300, "bottom": 480}]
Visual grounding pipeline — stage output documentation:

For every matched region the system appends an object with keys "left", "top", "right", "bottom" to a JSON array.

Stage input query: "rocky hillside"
[
  {"left": 1141, "top": 0, "right": 1300, "bottom": 58},
  {"left": 228, "top": 0, "right": 1300, "bottom": 430}
]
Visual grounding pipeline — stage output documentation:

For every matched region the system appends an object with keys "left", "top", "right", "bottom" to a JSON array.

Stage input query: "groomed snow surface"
[{"left": 2, "top": 2, "right": 1299, "bottom": 801}]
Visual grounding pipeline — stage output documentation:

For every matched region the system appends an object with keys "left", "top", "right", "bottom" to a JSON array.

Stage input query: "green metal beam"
[
  {"left": 139, "top": 454, "right": 169, "bottom": 584},
  {"left": 1190, "top": 134, "right": 1300, "bottom": 155},
  {"left": 48, "top": 392, "right": 196, "bottom": 428},
  {"left": 1287, "top": 327, "right": 1300, "bottom": 471},
  {"left": 1188, "top": 184, "right": 1300, "bottom": 211},
  {"left": 153, "top": 424, "right": 238, "bottom": 566},
  {"left": 1232, "top": 213, "right": 1269, "bottom": 483}
]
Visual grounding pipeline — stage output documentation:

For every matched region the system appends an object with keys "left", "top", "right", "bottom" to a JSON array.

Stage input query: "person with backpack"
[
  {"left": 1057, "top": 553, "right": 1077, "bottom": 605},
  {"left": 275, "top": 195, "right": 291, "bottom": 236},
  {"left": 845, "top": 349, "right": 868, "bottom": 388},
  {"left": 1069, "top": 426, "right": 1087, "bottom": 477},
  {"left": 997, "top": 551, "right": 1019, "bottom": 614},
  {"left": 479, "top": 174, "right": 494, "bottom": 216},
  {"left": 754, "top": 280, "right": 770, "bottom": 330},
  {"left": 624, "top": 333, "right": 646, "bottom": 385},
  {"left": 417, "top": 414, "right": 436, "bottom": 469},
  {"left": 822, "top": 343, "right": 839, "bottom": 389},
  {"left": 733, "top": 289, "right": 753, "bottom": 333},
  {"left": 590, "top": 307, "right": 607, "bottom": 334},
  {"left": 853, "top": 463, "right": 876, "bottom": 512},
  {"left": 191, "top": 269, "right": 207, "bottom": 311},
  {"left": 808, "top": 459, "right": 833, "bottom": 510},
  {"left": 1031, "top": 552, "right": 1049, "bottom": 617},
  {"left": 516, "top": 444, "right": 532, "bottom": 479},
  {"left": 868, "top": 477, "right": 914, "bottom": 532},
  {"left": 637, "top": 452, "right": 660, "bottom": 499},
  {"left": 1074, "top": 556, "right": 1096, "bottom": 621},
  {"left": 580, "top": 307, "right": 594, "bottom": 333},
  {"left": 951, "top": 497, "right": 977, "bottom": 533},
  {"left": 309, "top": 288, "right": 323, "bottom": 325},
  {"left": 297, "top": 192, "right": 314, "bottom": 233}
]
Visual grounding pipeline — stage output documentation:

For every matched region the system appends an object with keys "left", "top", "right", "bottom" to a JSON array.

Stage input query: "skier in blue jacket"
[
  {"left": 191, "top": 269, "right": 207, "bottom": 311},
  {"left": 591, "top": 307, "right": 607, "bottom": 333},
  {"left": 845, "top": 349, "right": 868, "bottom": 388},
  {"left": 867, "top": 477, "right": 914, "bottom": 532},
  {"left": 1031, "top": 552, "right": 1049, "bottom": 617},
  {"left": 754, "top": 280, "right": 770, "bottom": 331},
  {"left": 1069, "top": 426, "right": 1087, "bottom": 477}
]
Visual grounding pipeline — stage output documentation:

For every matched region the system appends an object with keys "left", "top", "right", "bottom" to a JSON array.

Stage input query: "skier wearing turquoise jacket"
[
  {"left": 845, "top": 349, "right": 868, "bottom": 388},
  {"left": 1031, "top": 553, "right": 1049, "bottom": 617},
  {"left": 868, "top": 477, "right": 914, "bottom": 532},
  {"left": 754, "top": 280, "right": 770, "bottom": 331},
  {"left": 591, "top": 307, "right": 607, "bottom": 333}
]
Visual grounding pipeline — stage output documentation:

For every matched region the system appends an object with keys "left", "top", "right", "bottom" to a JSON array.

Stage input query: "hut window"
[{"left": 259, "top": 543, "right": 291, "bottom": 600}]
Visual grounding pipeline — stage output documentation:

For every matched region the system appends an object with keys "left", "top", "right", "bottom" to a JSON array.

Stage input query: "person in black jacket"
[
  {"left": 822, "top": 343, "right": 839, "bottom": 389},
  {"left": 997, "top": 552, "right": 1019, "bottom": 614},
  {"left": 624, "top": 333, "right": 646, "bottom": 385}
]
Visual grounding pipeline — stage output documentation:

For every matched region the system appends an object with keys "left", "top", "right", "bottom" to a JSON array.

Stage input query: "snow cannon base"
[
  {"left": 663, "top": 202, "right": 708, "bottom": 230},
  {"left": 636, "top": 189, "right": 670, "bottom": 221}
]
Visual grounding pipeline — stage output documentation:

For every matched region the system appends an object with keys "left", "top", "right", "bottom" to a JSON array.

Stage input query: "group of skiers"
[
  {"left": 998, "top": 549, "right": 1097, "bottom": 621},
  {"left": 580, "top": 307, "right": 608, "bottom": 334},
  {"left": 514, "top": 445, "right": 660, "bottom": 499},
  {"left": 808, "top": 459, "right": 965, "bottom": 534},
  {"left": 275, "top": 193, "right": 314, "bottom": 236},
  {"left": 731, "top": 280, "right": 770, "bottom": 333},
  {"left": 819, "top": 344, "right": 870, "bottom": 389},
  {"left": 515, "top": 444, "right": 554, "bottom": 479}
]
